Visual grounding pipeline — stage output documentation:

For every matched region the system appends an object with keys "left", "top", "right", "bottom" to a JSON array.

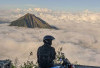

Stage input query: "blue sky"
[{"left": 0, "top": 0, "right": 100, "bottom": 12}]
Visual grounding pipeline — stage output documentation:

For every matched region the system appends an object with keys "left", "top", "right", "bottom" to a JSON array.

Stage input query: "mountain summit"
[{"left": 10, "top": 13, "right": 52, "bottom": 29}]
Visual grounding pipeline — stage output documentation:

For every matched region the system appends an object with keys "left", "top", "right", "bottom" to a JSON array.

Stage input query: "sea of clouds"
[{"left": 0, "top": 8, "right": 100, "bottom": 66}]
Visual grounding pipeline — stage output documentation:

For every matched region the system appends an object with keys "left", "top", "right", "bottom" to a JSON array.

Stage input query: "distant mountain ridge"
[
  {"left": 0, "top": 20, "right": 10, "bottom": 24},
  {"left": 10, "top": 13, "right": 52, "bottom": 29}
]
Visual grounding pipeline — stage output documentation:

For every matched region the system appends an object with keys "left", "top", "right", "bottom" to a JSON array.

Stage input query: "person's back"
[{"left": 37, "top": 35, "right": 56, "bottom": 68}]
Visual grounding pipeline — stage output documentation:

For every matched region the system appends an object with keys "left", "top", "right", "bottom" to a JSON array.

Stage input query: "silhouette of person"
[{"left": 37, "top": 35, "right": 56, "bottom": 68}]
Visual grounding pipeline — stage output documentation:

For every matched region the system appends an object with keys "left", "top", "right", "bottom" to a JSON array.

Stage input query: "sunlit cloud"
[
  {"left": 0, "top": 8, "right": 100, "bottom": 23},
  {"left": 0, "top": 22, "right": 100, "bottom": 66}
]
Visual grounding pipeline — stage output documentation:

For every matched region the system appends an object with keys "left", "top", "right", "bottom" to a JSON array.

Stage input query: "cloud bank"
[
  {"left": 0, "top": 8, "right": 100, "bottom": 24},
  {"left": 0, "top": 22, "right": 100, "bottom": 66}
]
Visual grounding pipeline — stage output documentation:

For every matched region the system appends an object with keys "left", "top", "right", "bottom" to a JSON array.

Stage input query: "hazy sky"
[{"left": 0, "top": 0, "right": 100, "bottom": 12}]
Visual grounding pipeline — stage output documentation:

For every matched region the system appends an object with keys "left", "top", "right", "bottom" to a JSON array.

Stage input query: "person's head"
[{"left": 43, "top": 35, "right": 55, "bottom": 46}]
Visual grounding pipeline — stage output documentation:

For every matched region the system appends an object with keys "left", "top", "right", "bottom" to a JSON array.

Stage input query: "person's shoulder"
[
  {"left": 51, "top": 46, "right": 55, "bottom": 48},
  {"left": 38, "top": 46, "right": 43, "bottom": 50},
  {"left": 38, "top": 45, "right": 43, "bottom": 48},
  {"left": 51, "top": 47, "right": 56, "bottom": 54},
  {"left": 51, "top": 47, "right": 55, "bottom": 50}
]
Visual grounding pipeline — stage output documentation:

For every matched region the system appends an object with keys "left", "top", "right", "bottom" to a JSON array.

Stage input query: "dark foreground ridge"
[
  {"left": 74, "top": 65, "right": 100, "bottom": 68},
  {"left": 0, "top": 60, "right": 100, "bottom": 68},
  {"left": 0, "top": 60, "right": 11, "bottom": 68},
  {"left": 10, "top": 13, "right": 53, "bottom": 29}
]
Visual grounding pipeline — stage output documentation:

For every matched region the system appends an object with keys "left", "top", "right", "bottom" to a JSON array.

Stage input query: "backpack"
[{"left": 38, "top": 48, "right": 53, "bottom": 68}]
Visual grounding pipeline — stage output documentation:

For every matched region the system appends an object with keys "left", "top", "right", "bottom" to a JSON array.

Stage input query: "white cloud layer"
[
  {"left": 0, "top": 8, "right": 100, "bottom": 67},
  {"left": 0, "top": 22, "right": 100, "bottom": 66},
  {"left": 34, "top": 8, "right": 52, "bottom": 12},
  {"left": 0, "top": 8, "right": 100, "bottom": 24}
]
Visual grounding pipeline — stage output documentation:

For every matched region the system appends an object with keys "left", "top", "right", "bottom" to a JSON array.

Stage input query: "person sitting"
[{"left": 37, "top": 35, "right": 56, "bottom": 68}]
